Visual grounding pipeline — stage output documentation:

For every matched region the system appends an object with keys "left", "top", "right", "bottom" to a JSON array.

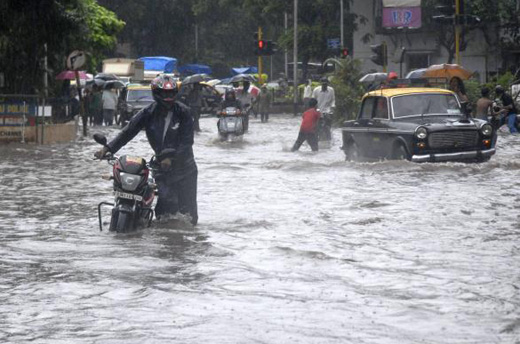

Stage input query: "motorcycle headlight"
[
  {"left": 480, "top": 123, "right": 493, "bottom": 137},
  {"left": 414, "top": 126, "right": 428, "bottom": 140},
  {"left": 119, "top": 172, "right": 141, "bottom": 192}
]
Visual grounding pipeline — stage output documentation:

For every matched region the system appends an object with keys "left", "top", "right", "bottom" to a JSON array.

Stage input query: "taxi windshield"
[
  {"left": 391, "top": 93, "right": 460, "bottom": 118},
  {"left": 127, "top": 89, "right": 153, "bottom": 102}
]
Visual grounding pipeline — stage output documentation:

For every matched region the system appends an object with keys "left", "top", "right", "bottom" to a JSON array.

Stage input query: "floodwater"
[{"left": 1, "top": 114, "right": 519, "bottom": 344}]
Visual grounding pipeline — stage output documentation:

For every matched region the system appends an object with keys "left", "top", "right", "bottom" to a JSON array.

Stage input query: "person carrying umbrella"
[
  {"left": 186, "top": 82, "right": 203, "bottom": 132},
  {"left": 89, "top": 85, "right": 103, "bottom": 126},
  {"left": 102, "top": 84, "right": 118, "bottom": 126},
  {"left": 448, "top": 77, "right": 469, "bottom": 103},
  {"left": 257, "top": 84, "right": 271, "bottom": 123}
]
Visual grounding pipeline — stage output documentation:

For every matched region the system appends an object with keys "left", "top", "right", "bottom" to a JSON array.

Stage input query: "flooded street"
[{"left": 1, "top": 114, "right": 520, "bottom": 343}]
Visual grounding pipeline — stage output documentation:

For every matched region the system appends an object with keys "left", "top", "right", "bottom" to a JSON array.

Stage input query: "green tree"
[{"left": 0, "top": 0, "right": 124, "bottom": 95}]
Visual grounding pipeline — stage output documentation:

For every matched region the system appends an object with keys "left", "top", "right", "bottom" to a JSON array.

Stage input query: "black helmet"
[
  {"left": 151, "top": 75, "right": 178, "bottom": 109},
  {"left": 495, "top": 85, "right": 504, "bottom": 94}
]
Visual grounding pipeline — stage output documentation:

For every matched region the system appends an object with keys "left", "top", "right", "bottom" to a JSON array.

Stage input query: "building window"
[{"left": 406, "top": 53, "right": 430, "bottom": 72}]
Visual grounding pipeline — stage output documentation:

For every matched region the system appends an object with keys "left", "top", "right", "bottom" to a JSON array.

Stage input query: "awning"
[{"left": 231, "top": 67, "right": 258, "bottom": 75}]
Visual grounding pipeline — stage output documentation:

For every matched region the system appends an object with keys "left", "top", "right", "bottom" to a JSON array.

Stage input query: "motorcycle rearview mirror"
[{"left": 93, "top": 133, "right": 108, "bottom": 146}]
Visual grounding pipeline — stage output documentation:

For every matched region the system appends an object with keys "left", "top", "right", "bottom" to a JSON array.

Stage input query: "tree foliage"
[{"left": 0, "top": 0, "right": 124, "bottom": 95}]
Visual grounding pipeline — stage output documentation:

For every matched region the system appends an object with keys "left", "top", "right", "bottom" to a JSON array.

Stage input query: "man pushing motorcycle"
[{"left": 94, "top": 75, "right": 198, "bottom": 225}]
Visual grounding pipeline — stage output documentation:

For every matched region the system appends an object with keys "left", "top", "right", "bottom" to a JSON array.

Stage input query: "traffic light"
[
  {"left": 264, "top": 41, "right": 277, "bottom": 55},
  {"left": 370, "top": 43, "right": 387, "bottom": 68},
  {"left": 255, "top": 39, "right": 266, "bottom": 56},
  {"left": 341, "top": 48, "right": 349, "bottom": 58}
]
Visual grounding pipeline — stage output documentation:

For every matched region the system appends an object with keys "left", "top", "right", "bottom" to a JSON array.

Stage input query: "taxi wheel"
[
  {"left": 345, "top": 141, "right": 359, "bottom": 161},
  {"left": 392, "top": 143, "right": 410, "bottom": 161}
]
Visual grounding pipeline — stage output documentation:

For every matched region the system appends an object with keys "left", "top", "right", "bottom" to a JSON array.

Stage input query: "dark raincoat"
[{"left": 107, "top": 101, "right": 198, "bottom": 224}]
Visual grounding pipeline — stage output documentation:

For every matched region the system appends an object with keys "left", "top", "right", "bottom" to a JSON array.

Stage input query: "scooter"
[
  {"left": 217, "top": 107, "right": 245, "bottom": 141},
  {"left": 94, "top": 133, "right": 158, "bottom": 232},
  {"left": 317, "top": 111, "right": 333, "bottom": 148}
]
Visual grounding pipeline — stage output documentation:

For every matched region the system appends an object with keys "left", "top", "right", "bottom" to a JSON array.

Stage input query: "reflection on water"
[{"left": 0, "top": 115, "right": 519, "bottom": 343}]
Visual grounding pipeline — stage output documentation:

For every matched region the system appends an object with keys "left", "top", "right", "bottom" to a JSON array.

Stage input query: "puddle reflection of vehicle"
[
  {"left": 342, "top": 87, "right": 496, "bottom": 163},
  {"left": 217, "top": 107, "right": 244, "bottom": 142}
]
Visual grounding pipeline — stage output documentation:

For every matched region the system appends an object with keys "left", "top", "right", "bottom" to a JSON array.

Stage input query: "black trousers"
[
  {"left": 291, "top": 131, "right": 318, "bottom": 152},
  {"left": 154, "top": 165, "right": 198, "bottom": 225}
]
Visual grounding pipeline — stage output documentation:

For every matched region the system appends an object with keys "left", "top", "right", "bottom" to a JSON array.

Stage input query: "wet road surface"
[{"left": 1, "top": 114, "right": 520, "bottom": 343}]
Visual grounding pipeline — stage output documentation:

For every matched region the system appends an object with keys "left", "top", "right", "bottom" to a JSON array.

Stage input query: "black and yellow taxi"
[
  {"left": 341, "top": 87, "right": 496, "bottom": 162},
  {"left": 117, "top": 83, "right": 154, "bottom": 125}
]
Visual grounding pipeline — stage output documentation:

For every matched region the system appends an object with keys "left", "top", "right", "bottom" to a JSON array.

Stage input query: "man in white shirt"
[
  {"left": 102, "top": 86, "right": 118, "bottom": 126},
  {"left": 312, "top": 77, "right": 335, "bottom": 113},
  {"left": 302, "top": 79, "right": 313, "bottom": 108}
]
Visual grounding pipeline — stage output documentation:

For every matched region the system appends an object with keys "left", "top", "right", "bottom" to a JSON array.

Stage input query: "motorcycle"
[
  {"left": 317, "top": 111, "right": 333, "bottom": 149},
  {"left": 94, "top": 133, "right": 158, "bottom": 232},
  {"left": 217, "top": 107, "right": 245, "bottom": 141}
]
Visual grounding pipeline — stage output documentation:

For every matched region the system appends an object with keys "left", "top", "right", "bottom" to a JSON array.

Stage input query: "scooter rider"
[
  {"left": 221, "top": 89, "right": 243, "bottom": 110},
  {"left": 94, "top": 75, "right": 198, "bottom": 225}
]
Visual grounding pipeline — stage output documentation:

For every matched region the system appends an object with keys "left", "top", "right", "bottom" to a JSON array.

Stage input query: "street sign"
[
  {"left": 66, "top": 50, "right": 86, "bottom": 70},
  {"left": 327, "top": 38, "right": 341, "bottom": 50}
]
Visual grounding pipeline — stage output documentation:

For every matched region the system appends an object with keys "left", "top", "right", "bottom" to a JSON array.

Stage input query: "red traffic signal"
[
  {"left": 341, "top": 48, "right": 349, "bottom": 58},
  {"left": 258, "top": 40, "right": 265, "bottom": 50}
]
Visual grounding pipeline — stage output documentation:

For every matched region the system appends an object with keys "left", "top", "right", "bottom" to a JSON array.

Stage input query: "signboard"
[
  {"left": 67, "top": 50, "right": 86, "bottom": 71},
  {"left": 327, "top": 38, "right": 341, "bottom": 50},
  {"left": 0, "top": 102, "right": 36, "bottom": 116},
  {"left": 382, "top": 7, "right": 422, "bottom": 28}
]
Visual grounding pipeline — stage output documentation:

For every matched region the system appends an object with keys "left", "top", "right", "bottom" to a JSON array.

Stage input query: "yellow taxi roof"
[{"left": 364, "top": 87, "right": 454, "bottom": 98}]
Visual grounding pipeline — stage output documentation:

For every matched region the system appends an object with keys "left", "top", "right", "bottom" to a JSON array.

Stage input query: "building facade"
[{"left": 351, "top": 0, "right": 503, "bottom": 82}]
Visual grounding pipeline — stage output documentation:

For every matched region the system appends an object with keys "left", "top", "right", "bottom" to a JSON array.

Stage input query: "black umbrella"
[
  {"left": 94, "top": 73, "right": 118, "bottom": 81},
  {"left": 182, "top": 73, "right": 208, "bottom": 85},
  {"left": 229, "top": 73, "right": 256, "bottom": 83},
  {"left": 103, "top": 80, "right": 126, "bottom": 89}
]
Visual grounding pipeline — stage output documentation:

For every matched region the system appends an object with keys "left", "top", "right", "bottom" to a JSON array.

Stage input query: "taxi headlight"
[
  {"left": 480, "top": 123, "right": 493, "bottom": 136},
  {"left": 414, "top": 126, "right": 428, "bottom": 140}
]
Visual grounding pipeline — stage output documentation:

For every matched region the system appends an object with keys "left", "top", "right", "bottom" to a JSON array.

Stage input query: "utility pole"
[
  {"left": 293, "top": 0, "right": 298, "bottom": 116},
  {"left": 284, "top": 12, "right": 288, "bottom": 78},
  {"left": 340, "top": 0, "right": 344, "bottom": 48},
  {"left": 195, "top": 24, "right": 199, "bottom": 63}
]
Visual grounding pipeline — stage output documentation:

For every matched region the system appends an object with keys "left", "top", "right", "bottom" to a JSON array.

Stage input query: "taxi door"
[
  {"left": 348, "top": 97, "right": 375, "bottom": 157},
  {"left": 367, "top": 96, "right": 391, "bottom": 158}
]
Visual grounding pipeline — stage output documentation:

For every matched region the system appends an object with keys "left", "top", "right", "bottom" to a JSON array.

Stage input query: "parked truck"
[{"left": 102, "top": 58, "right": 145, "bottom": 83}]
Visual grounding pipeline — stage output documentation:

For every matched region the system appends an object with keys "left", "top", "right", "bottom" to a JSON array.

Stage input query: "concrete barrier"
[{"left": 0, "top": 119, "right": 78, "bottom": 144}]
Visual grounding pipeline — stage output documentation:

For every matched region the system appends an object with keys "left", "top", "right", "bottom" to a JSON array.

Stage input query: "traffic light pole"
[{"left": 258, "top": 26, "right": 263, "bottom": 85}]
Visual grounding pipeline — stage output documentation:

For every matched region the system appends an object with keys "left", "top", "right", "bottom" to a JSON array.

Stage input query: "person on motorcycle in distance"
[
  {"left": 312, "top": 77, "right": 335, "bottom": 114},
  {"left": 221, "top": 89, "right": 243, "bottom": 110},
  {"left": 217, "top": 89, "right": 243, "bottom": 129},
  {"left": 94, "top": 75, "right": 198, "bottom": 225}
]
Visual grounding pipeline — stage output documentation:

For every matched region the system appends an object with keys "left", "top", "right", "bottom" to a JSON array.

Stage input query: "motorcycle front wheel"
[{"left": 116, "top": 211, "right": 133, "bottom": 232}]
